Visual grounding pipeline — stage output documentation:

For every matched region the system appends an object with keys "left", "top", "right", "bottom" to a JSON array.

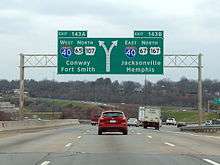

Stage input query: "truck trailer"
[{"left": 138, "top": 106, "right": 161, "bottom": 130}]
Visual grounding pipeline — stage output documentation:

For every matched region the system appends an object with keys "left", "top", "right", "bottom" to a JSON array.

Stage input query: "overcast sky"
[{"left": 0, "top": 0, "right": 219, "bottom": 83}]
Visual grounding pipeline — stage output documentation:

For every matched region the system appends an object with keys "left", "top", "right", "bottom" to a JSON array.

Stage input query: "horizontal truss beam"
[{"left": 20, "top": 54, "right": 202, "bottom": 68}]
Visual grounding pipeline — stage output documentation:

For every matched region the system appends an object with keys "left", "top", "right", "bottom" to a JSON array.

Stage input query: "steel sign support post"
[
  {"left": 18, "top": 54, "right": 56, "bottom": 120},
  {"left": 19, "top": 53, "right": 25, "bottom": 120},
  {"left": 198, "top": 54, "right": 203, "bottom": 125},
  {"left": 207, "top": 100, "right": 210, "bottom": 113},
  {"left": 18, "top": 54, "right": 203, "bottom": 124},
  {"left": 164, "top": 54, "right": 203, "bottom": 126}
]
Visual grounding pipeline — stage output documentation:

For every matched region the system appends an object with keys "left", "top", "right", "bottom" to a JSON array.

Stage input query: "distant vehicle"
[
  {"left": 177, "top": 122, "right": 187, "bottom": 128},
  {"left": 205, "top": 119, "right": 220, "bottom": 125},
  {"left": 166, "top": 118, "right": 177, "bottom": 125},
  {"left": 98, "top": 111, "right": 128, "bottom": 135},
  {"left": 205, "top": 120, "right": 212, "bottom": 125},
  {"left": 212, "top": 119, "right": 220, "bottom": 125},
  {"left": 138, "top": 106, "right": 161, "bottom": 130},
  {"left": 127, "top": 118, "right": 139, "bottom": 127},
  {"left": 91, "top": 115, "right": 99, "bottom": 125}
]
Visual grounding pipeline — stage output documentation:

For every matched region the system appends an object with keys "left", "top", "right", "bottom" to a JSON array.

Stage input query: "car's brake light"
[
  {"left": 121, "top": 118, "right": 127, "bottom": 124},
  {"left": 99, "top": 118, "right": 105, "bottom": 123}
]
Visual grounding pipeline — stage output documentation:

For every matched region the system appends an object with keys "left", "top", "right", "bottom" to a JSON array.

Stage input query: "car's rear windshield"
[{"left": 103, "top": 112, "right": 123, "bottom": 117}]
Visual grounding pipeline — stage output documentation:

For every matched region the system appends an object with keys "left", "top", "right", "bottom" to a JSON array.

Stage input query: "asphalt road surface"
[{"left": 0, "top": 124, "right": 220, "bottom": 165}]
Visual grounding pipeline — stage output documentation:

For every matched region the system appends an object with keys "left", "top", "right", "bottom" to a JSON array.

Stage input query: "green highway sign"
[
  {"left": 213, "top": 98, "right": 220, "bottom": 105},
  {"left": 57, "top": 31, "right": 163, "bottom": 74},
  {"left": 134, "top": 31, "right": 163, "bottom": 38}
]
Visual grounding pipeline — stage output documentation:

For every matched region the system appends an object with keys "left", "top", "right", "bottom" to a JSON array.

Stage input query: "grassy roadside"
[
  {"left": 161, "top": 106, "right": 219, "bottom": 122},
  {"left": 25, "top": 97, "right": 100, "bottom": 112},
  {"left": 23, "top": 98, "right": 105, "bottom": 119}
]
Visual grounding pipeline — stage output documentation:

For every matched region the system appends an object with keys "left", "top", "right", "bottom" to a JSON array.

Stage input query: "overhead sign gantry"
[{"left": 19, "top": 30, "right": 203, "bottom": 125}]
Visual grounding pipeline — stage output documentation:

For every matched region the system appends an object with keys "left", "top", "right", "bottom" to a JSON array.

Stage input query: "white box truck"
[{"left": 138, "top": 106, "right": 161, "bottom": 130}]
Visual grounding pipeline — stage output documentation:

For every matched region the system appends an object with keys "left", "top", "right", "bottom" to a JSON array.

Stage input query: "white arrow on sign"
[{"left": 99, "top": 40, "right": 118, "bottom": 72}]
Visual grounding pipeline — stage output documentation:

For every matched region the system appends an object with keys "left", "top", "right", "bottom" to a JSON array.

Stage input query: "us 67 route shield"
[{"left": 57, "top": 37, "right": 163, "bottom": 74}]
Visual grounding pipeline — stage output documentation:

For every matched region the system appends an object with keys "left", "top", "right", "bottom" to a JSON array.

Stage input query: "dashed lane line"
[
  {"left": 164, "top": 142, "right": 175, "bottom": 147},
  {"left": 64, "top": 143, "right": 72, "bottom": 147},
  {"left": 41, "top": 161, "right": 51, "bottom": 165},
  {"left": 147, "top": 135, "right": 152, "bottom": 139},
  {"left": 77, "top": 136, "right": 82, "bottom": 139},
  {"left": 203, "top": 159, "right": 220, "bottom": 165}
]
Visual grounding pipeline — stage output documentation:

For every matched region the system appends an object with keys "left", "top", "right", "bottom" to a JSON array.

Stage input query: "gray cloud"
[{"left": 0, "top": 15, "right": 32, "bottom": 34}]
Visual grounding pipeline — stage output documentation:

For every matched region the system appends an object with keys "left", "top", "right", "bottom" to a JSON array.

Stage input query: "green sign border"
[{"left": 57, "top": 31, "right": 164, "bottom": 75}]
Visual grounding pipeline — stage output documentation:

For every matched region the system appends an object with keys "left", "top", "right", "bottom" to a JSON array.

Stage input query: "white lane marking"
[
  {"left": 205, "top": 136, "right": 220, "bottom": 139},
  {"left": 65, "top": 143, "right": 72, "bottom": 147},
  {"left": 41, "top": 161, "right": 51, "bottom": 165},
  {"left": 137, "top": 132, "right": 142, "bottom": 135},
  {"left": 164, "top": 142, "right": 175, "bottom": 147},
  {"left": 203, "top": 159, "right": 220, "bottom": 165},
  {"left": 147, "top": 136, "right": 152, "bottom": 139},
  {"left": 161, "top": 130, "right": 184, "bottom": 134},
  {"left": 77, "top": 136, "right": 82, "bottom": 139}
]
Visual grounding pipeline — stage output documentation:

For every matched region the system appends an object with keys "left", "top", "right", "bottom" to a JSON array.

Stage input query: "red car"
[
  {"left": 91, "top": 115, "right": 99, "bottom": 125},
  {"left": 98, "top": 111, "right": 128, "bottom": 135}
]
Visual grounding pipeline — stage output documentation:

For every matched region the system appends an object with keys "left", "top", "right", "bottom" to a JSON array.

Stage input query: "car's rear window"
[{"left": 103, "top": 112, "right": 123, "bottom": 117}]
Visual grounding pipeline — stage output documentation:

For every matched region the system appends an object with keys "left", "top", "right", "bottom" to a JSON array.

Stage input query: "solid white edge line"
[
  {"left": 164, "top": 142, "right": 175, "bottom": 147},
  {"left": 41, "top": 161, "right": 51, "bottom": 165},
  {"left": 65, "top": 143, "right": 72, "bottom": 147},
  {"left": 203, "top": 159, "right": 220, "bottom": 165}
]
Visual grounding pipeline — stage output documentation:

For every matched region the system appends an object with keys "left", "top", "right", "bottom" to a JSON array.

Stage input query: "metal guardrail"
[{"left": 180, "top": 125, "right": 220, "bottom": 133}]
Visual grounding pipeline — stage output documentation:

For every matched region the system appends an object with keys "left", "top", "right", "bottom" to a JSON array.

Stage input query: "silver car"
[{"left": 127, "top": 118, "right": 139, "bottom": 127}]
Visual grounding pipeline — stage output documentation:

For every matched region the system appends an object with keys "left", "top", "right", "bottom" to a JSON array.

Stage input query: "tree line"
[{"left": 0, "top": 77, "right": 220, "bottom": 107}]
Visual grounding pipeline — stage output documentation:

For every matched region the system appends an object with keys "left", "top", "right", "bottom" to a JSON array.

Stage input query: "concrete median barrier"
[
  {"left": 180, "top": 125, "right": 220, "bottom": 133},
  {"left": 0, "top": 119, "right": 79, "bottom": 133}
]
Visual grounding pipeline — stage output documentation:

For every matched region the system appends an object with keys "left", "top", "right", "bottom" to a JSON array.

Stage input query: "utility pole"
[
  {"left": 19, "top": 53, "right": 24, "bottom": 120},
  {"left": 207, "top": 100, "right": 210, "bottom": 113},
  {"left": 198, "top": 54, "right": 203, "bottom": 125}
]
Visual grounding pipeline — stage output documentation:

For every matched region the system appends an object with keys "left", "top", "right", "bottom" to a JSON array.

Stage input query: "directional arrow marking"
[{"left": 99, "top": 40, "right": 118, "bottom": 72}]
